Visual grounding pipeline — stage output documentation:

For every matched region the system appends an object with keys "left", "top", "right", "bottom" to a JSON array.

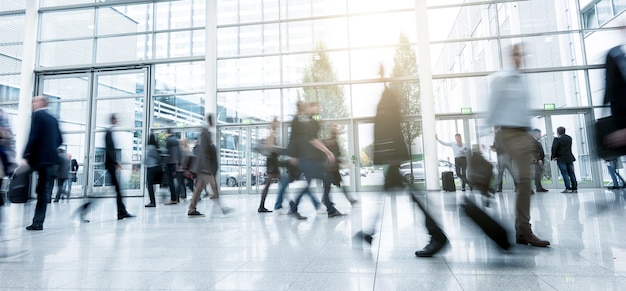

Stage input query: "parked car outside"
[
  {"left": 220, "top": 165, "right": 262, "bottom": 187},
  {"left": 399, "top": 160, "right": 456, "bottom": 182}
]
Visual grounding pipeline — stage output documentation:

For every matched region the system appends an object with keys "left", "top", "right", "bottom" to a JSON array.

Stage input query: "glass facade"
[{"left": 3, "top": 0, "right": 622, "bottom": 196}]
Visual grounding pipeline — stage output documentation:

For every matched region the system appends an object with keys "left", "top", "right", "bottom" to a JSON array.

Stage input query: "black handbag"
[{"left": 595, "top": 116, "right": 626, "bottom": 159}]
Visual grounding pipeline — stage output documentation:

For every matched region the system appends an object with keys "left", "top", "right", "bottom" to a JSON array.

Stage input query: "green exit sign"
[
  {"left": 242, "top": 119, "right": 252, "bottom": 124},
  {"left": 461, "top": 107, "right": 472, "bottom": 114},
  {"left": 544, "top": 103, "right": 556, "bottom": 110}
]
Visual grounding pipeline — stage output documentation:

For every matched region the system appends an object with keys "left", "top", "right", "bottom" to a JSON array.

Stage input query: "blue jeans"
[
  {"left": 274, "top": 172, "right": 319, "bottom": 210},
  {"left": 557, "top": 161, "right": 577, "bottom": 190},
  {"left": 292, "top": 159, "right": 335, "bottom": 213},
  {"left": 607, "top": 159, "right": 626, "bottom": 187}
]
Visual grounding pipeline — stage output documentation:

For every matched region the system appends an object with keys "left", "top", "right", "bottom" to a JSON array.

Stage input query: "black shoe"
[
  {"left": 145, "top": 203, "right": 156, "bottom": 208},
  {"left": 26, "top": 224, "right": 43, "bottom": 231},
  {"left": 415, "top": 235, "right": 448, "bottom": 257},
  {"left": 536, "top": 188, "right": 549, "bottom": 192},
  {"left": 289, "top": 211, "right": 307, "bottom": 220},
  {"left": 117, "top": 213, "right": 135, "bottom": 220},
  {"left": 188, "top": 210, "right": 205, "bottom": 217},
  {"left": 354, "top": 231, "right": 373, "bottom": 244},
  {"left": 328, "top": 210, "right": 344, "bottom": 218},
  {"left": 571, "top": 189, "right": 578, "bottom": 193},
  {"left": 53, "top": 200, "right": 59, "bottom": 203},
  {"left": 258, "top": 207, "right": 272, "bottom": 213},
  {"left": 461, "top": 188, "right": 466, "bottom": 192}
]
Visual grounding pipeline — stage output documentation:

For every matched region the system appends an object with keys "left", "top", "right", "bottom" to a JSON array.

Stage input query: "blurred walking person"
[
  {"left": 106, "top": 113, "right": 135, "bottom": 220},
  {"left": 187, "top": 114, "right": 231, "bottom": 217},
  {"left": 323, "top": 124, "right": 357, "bottom": 205},
  {"left": 531, "top": 129, "right": 548, "bottom": 192},
  {"left": 0, "top": 107, "right": 16, "bottom": 206},
  {"left": 53, "top": 148, "right": 70, "bottom": 202},
  {"left": 144, "top": 134, "right": 161, "bottom": 207},
  {"left": 258, "top": 117, "right": 281, "bottom": 213},
  {"left": 289, "top": 102, "right": 342, "bottom": 219},
  {"left": 164, "top": 129, "right": 181, "bottom": 205},
  {"left": 486, "top": 44, "right": 550, "bottom": 247},
  {"left": 23, "top": 96, "right": 63, "bottom": 230}
]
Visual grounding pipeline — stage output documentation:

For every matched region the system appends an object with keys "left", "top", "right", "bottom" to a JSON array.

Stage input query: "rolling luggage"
[
  {"left": 463, "top": 195, "right": 511, "bottom": 250},
  {"left": 441, "top": 171, "right": 455, "bottom": 192},
  {"left": 8, "top": 165, "right": 31, "bottom": 203}
]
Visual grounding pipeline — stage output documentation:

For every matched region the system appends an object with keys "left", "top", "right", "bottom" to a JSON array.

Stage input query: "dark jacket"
[
  {"left": 373, "top": 87, "right": 409, "bottom": 165},
  {"left": 105, "top": 128, "right": 118, "bottom": 168},
  {"left": 57, "top": 153, "right": 70, "bottom": 179},
  {"left": 604, "top": 46, "right": 626, "bottom": 129},
  {"left": 551, "top": 134, "right": 576, "bottom": 163},
  {"left": 531, "top": 139, "right": 545, "bottom": 164},
  {"left": 165, "top": 135, "right": 181, "bottom": 165},
  {"left": 23, "top": 109, "right": 63, "bottom": 168},
  {"left": 192, "top": 128, "right": 218, "bottom": 175}
]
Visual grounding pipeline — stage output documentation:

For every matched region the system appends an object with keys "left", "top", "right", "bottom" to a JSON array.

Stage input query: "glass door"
[
  {"left": 39, "top": 73, "right": 92, "bottom": 198},
  {"left": 89, "top": 69, "right": 148, "bottom": 197},
  {"left": 218, "top": 126, "right": 265, "bottom": 193}
]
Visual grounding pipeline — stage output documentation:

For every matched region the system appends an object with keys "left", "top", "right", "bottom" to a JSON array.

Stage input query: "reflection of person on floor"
[
  {"left": 356, "top": 79, "right": 447, "bottom": 257},
  {"left": 436, "top": 134, "right": 471, "bottom": 191},
  {"left": 486, "top": 43, "right": 550, "bottom": 247},
  {"left": 53, "top": 148, "right": 70, "bottom": 202}
]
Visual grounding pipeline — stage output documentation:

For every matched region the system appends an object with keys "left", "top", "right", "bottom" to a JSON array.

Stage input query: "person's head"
[
  {"left": 180, "top": 138, "right": 189, "bottom": 149},
  {"left": 194, "top": 137, "right": 199, "bottom": 146},
  {"left": 166, "top": 128, "right": 173, "bottom": 135},
  {"left": 510, "top": 43, "right": 524, "bottom": 70},
  {"left": 307, "top": 102, "right": 320, "bottom": 115},
  {"left": 532, "top": 128, "right": 542, "bottom": 139},
  {"left": 296, "top": 101, "right": 306, "bottom": 114},
  {"left": 454, "top": 134, "right": 462, "bottom": 143},
  {"left": 110, "top": 113, "right": 118, "bottom": 125},
  {"left": 68, "top": 153, "right": 72, "bottom": 159},
  {"left": 557, "top": 126, "right": 566, "bottom": 136},
  {"left": 148, "top": 133, "right": 158, "bottom": 148},
  {"left": 31, "top": 96, "right": 48, "bottom": 111}
]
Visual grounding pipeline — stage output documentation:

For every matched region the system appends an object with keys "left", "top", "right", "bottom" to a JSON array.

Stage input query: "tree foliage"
[
  {"left": 301, "top": 42, "right": 348, "bottom": 119},
  {"left": 389, "top": 33, "right": 421, "bottom": 149}
]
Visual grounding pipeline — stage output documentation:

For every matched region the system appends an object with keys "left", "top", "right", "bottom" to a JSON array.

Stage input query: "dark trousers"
[
  {"left": 106, "top": 164, "right": 127, "bottom": 216},
  {"left": 166, "top": 164, "right": 178, "bottom": 201},
  {"left": 54, "top": 178, "right": 68, "bottom": 201},
  {"left": 293, "top": 159, "right": 334, "bottom": 213},
  {"left": 146, "top": 166, "right": 159, "bottom": 204},
  {"left": 32, "top": 165, "right": 54, "bottom": 226},
  {"left": 455, "top": 156, "right": 468, "bottom": 189},
  {"left": 176, "top": 171, "right": 186, "bottom": 198},
  {"left": 533, "top": 163, "right": 544, "bottom": 189}
]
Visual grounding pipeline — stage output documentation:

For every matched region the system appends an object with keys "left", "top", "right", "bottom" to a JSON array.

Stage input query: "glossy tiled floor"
[{"left": 1, "top": 187, "right": 626, "bottom": 290}]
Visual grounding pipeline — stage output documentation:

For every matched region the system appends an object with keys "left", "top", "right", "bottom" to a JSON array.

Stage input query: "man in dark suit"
[
  {"left": 603, "top": 45, "right": 626, "bottom": 148},
  {"left": 551, "top": 126, "right": 577, "bottom": 193},
  {"left": 106, "top": 114, "right": 134, "bottom": 220},
  {"left": 23, "top": 96, "right": 63, "bottom": 231},
  {"left": 164, "top": 129, "right": 180, "bottom": 204}
]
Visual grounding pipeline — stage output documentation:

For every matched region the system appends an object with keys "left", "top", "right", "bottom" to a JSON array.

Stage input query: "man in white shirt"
[{"left": 486, "top": 44, "right": 550, "bottom": 247}]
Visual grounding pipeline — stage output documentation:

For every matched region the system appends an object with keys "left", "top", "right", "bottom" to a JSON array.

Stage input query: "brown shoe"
[
  {"left": 164, "top": 200, "right": 178, "bottom": 205},
  {"left": 516, "top": 231, "right": 550, "bottom": 247}
]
